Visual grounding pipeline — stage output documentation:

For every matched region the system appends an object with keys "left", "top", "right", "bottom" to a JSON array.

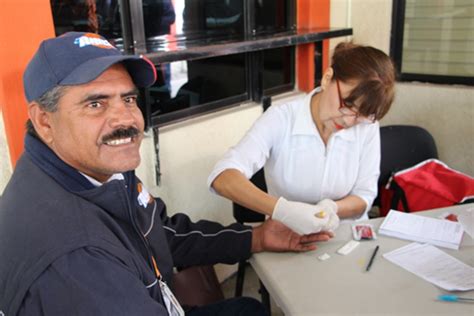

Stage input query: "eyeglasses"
[{"left": 335, "top": 78, "right": 375, "bottom": 124}]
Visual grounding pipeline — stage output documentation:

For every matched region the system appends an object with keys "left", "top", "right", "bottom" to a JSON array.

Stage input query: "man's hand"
[
  {"left": 251, "top": 219, "right": 334, "bottom": 253},
  {"left": 272, "top": 197, "right": 331, "bottom": 234}
]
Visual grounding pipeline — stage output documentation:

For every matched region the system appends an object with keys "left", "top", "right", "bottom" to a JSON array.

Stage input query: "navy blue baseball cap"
[{"left": 23, "top": 32, "right": 157, "bottom": 102}]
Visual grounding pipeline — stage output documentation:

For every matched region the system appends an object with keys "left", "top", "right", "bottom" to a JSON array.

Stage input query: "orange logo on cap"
[{"left": 74, "top": 33, "right": 116, "bottom": 49}]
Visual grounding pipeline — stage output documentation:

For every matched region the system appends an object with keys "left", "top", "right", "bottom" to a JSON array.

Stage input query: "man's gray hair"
[
  {"left": 26, "top": 85, "right": 68, "bottom": 136},
  {"left": 35, "top": 85, "right": 67, "bottom": 112}
]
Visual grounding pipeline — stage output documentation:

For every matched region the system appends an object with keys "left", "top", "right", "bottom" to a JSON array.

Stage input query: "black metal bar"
[
  {"left": 245, "top": 52, "right": 252, "bottom": 108},
  {"left": 152, "top": 126, "right": 161, "bottom": 186},
  {"left": 234, "top": 261, "right": 246, "bottom": 297},
  {"left": 314, "top": 41, "right": 323, "bottom": 87},
  {"left": 250, "top": 50, "right": 264, "bottom": 103},
  {"left": 144, "top": 28, "right": 353, "bottom": 64},
  {"left": 390, "top": 0, "right": 406, "bottom": 75},
  {"left": 259, "top": 281, "right": 271, "bottom": 314},
  {"left": 399, "top": 73, "right": 474, "bottom": 86},
  {"left": 289, "top": 45, "right": 295, "bottom": 89},
  {"left": 140, "top": 88, "right": 151, "bottom": 130},
  {"left": 287, "top": 0, "right": 297, "bottom": 30},
  {"left": 245, "top": 0, "right": 256, "bottom": 37},
  {"left": 117, "top": 0, "right": 134, "bottom": 54},
  {"left": 262, "top": 95, "right": 272, "bottom": 112},
  {"left": 245, "top": 0, "right": 256, "bottom": 107},
  {"left": 128, "top": 0, "right": 147, "bottom": 54}
]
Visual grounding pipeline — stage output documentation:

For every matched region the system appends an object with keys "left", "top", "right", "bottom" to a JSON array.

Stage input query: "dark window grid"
[
  {"left": 127, "top": 0, "right": 296, "bottom": 58},
  {"left": 147, "top": 52, "right": 248, "bottom": 127},
  {"left": 390, "top": 0, "right": 474, "bottom": 86},
  {"left": 49, "top": 1, "right": 352, "bottom": 127},
  {"left": 404, "top": 27, "right": 473, "bottom": 31},
  {"left": 404, "top": 48, "right": 473, "bottom": 53},
  {"left": 141, "top": 28, "right": 351, "bottom": 127},
  {"left": 52, "top": 1, "right": 348, "bottom": 126},
  {"left": 405, "top": 3, "right": 474, "bottom": 9},
  {"left": 137, "top": 0, "right": 297, "bottom": 127},
  {"left": 143, "top": 27, "right": 351, "bottom": 64},
  {"left": 403, "top": 38, "right": 472, "bottom": 42},
  {"left": 403, "top": 60, "right": 474, "bottom": 65},
  {"left": 145, "top": 47, "right": 292, "bottom": 128},
  {"left": 399, "top": 74, "right": 474, "bottom": 86},
  {"left": 404, "top": 16, "right": 474, "bottom": 20}
]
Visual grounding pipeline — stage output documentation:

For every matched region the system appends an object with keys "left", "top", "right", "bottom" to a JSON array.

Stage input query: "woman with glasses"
[{"left": 207, "top": 42, "right": 396, "bottom": 235}]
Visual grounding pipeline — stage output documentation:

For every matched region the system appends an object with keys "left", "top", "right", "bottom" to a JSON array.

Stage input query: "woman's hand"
[{"left": 272, "top": 197, "right": 332, "bottom": 234}]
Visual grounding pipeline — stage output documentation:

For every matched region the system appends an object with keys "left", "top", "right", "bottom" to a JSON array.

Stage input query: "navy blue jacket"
[{"left": 0, "top": 136, "right": 252, "bottom": 315}]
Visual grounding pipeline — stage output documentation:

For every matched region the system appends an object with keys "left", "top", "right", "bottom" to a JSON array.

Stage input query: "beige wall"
[
  {"left": 383, "top": 83, "right": 474, "bottom": 175},
  {"left": 330, "top": 0, "right": 474, "bottom": 176}
]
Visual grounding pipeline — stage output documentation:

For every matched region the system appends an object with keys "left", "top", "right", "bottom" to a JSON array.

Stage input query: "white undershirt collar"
[{"left": 79, "top": 172, "right": 125, "bottom": 187}]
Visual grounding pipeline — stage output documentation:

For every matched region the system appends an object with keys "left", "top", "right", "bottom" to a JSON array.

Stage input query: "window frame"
[
  {"left": 94, "top": 0, "right": 351, "bottom": 127},
  {"left": 390, "top": 0, "right": 474, "bottom": 86},
  {"left": 116, "top": 0, "right": 294, "bottom": 127}
]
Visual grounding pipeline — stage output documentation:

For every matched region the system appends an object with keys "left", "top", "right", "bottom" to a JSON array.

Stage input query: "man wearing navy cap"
[{"left": 0, "top": 32, "right": 332, "bottom": 316}]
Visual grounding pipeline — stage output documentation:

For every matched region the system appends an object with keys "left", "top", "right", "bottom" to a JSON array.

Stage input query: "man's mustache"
[{"left": 101, "top": 127, "right": 140, "bottom": 144}]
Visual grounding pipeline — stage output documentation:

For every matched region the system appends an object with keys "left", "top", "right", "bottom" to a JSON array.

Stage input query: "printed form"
[
  {"left": 378, "top": 210, "right": 464, "bottom": 249},
  {"left": 384, "top": 243, "right": 474, "bottom": 291}
]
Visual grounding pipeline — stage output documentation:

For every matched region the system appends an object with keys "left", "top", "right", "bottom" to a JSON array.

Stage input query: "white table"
[{"left": 250, "top": 204, "right": 474, "bottom": 315}]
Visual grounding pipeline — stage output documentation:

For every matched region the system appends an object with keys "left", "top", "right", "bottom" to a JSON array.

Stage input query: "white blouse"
[{"left": 208, "top": 88, "right": 381, "bottom": 220}]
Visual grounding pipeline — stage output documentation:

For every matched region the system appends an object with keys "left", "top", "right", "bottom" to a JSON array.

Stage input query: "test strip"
[{"left": 337, "top": 240, "right": 360, "bottom": 255}]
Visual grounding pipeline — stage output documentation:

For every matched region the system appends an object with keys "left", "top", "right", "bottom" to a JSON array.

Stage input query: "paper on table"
[
  {"left": 383, "top": 243, "right": 474, "bottom": 291},
  {"left": 378, "top": 210, "right": 464, "bottom": 249},
  {"left": 458, "top": 207, "right": 474, "bottom": 239}
]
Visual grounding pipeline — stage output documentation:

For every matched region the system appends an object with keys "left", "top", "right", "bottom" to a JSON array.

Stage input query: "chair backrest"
[
  {"left": 374, "top": 125, "right": 439, "bottom": 207},
  {"left": 232, "top": 96, "right": 272, "bottom": 224},
  {"left": 232, "top": 168, "right": 267, "bottom": 223}
]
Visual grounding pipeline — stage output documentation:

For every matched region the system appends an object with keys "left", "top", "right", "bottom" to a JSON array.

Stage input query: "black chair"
[
  {"left": 232, "top": 168, "right": 270, "bottom": 311},
  {"left": 374, "top": 125, "right": 439, "bottom": 210}
]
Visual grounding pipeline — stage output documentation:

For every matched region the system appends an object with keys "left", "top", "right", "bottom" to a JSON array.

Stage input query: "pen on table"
[
  {"left": 438, "top": 295, "right": 474, "bottom": 303},
  {"left": 365, "top": 245, "right": 379, "bottom": 271}
]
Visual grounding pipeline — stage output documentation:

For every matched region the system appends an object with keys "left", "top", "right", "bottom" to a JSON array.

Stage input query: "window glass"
[
  {"left": 401, "top": 0, "right": 474, "bottom": 77},
  {"left": 263, "top": 47, "right": 294, "bottom": 92},
  {"left": 255, "top": 0, "right": 291, "bottom": 33},
  {"left": 50, "top": 0, "right": 123, "bottom": 40},
  {"left": 148, "top": 53, "right": 247, "bottom": 117},
  {"left": 144, "top": 0, "right": 244, "bottom": 40},
  {"left": 50, "top": 0, "right": 297, "bottom": 125}
]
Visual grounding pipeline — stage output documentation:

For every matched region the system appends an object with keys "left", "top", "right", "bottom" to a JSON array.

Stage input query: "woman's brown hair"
[{"left": 331, "top": 42, "right": 396, "bottom": 120}]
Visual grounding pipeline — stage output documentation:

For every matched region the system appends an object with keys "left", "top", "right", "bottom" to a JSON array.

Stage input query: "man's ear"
[
  {"left": 320, "top": 67, "right": 334, "bottom": 91},
  {"left": 28, "top": 103, "right": 54, "bottom": 144}
]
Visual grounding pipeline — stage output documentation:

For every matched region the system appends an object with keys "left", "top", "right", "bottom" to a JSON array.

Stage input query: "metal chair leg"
[
  {"left": 234, "top": 260, "right": 246, "bottom": 297},
  {"left": 259, "top": 280, "right": 271, "bottom": 314}
]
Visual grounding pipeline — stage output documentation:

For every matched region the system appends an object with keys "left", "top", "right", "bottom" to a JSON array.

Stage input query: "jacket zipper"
[{"left": 122, "top": 183, "right": 162, "bottom": 281}]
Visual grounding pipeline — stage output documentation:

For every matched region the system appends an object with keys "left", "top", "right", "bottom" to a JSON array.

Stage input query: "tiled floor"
[{"left": 221, "top": 264, "right": 284, "bottom": 315}]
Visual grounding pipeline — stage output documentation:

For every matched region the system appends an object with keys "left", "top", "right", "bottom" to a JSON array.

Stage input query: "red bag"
[{"left": 380, "top": 159, "right": 474, "bottom": 216}]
